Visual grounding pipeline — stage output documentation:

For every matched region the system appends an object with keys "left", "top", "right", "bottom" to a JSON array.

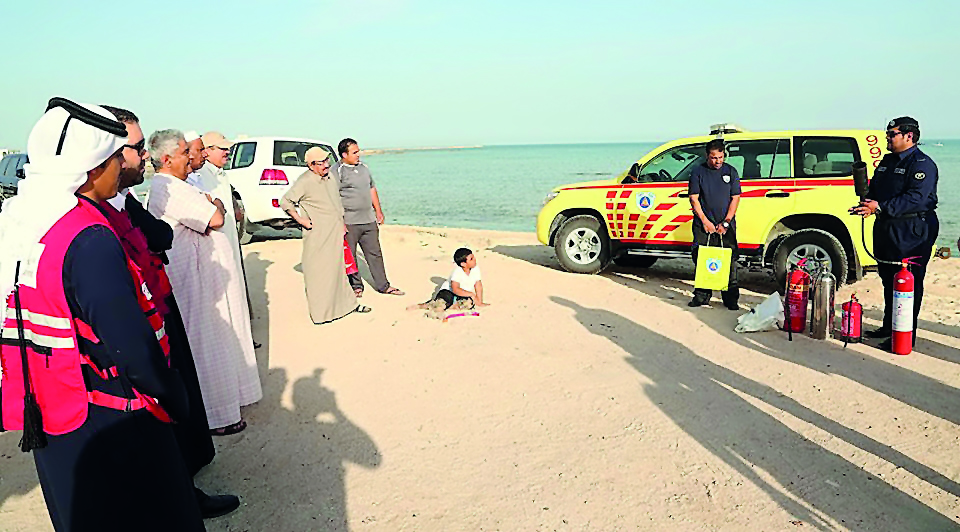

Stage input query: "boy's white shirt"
[{"left": 441, "top": 265, "right": 482, "bottom": 293}]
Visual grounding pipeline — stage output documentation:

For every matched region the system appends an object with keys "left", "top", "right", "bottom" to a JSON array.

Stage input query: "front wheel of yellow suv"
[{"left": 555, "top": 215, "right": 610, "bottom": 274}]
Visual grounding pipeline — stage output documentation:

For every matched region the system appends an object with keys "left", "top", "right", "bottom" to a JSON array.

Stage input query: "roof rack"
[{"left": 709, "top": 123, "right": 748, "bottom": 136}]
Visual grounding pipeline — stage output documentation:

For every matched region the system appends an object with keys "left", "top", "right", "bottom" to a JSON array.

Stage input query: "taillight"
[
  {"left": 259, "top": 169, "right": 288, "bottom": 185},
  {"left": 272, "top": 199, "right": 280, "bottom": 208}
]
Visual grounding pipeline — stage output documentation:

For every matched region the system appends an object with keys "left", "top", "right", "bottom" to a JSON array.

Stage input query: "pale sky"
[{"left": 1, "top": 0, "right": 957, "bottom": 149}]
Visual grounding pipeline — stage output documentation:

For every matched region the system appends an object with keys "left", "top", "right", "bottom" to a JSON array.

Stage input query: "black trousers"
[
  {"left": 874, "top": 213, "right": 938, "bottom": 333},
  {"left": 434, "top": 289, "right": 473, "bottom": 310},
  {"left": 691, "top": 223, "right": 739, "bottom": 305},
  {"left": 165, "top": 295, "right": 215, "bottom": 476}
]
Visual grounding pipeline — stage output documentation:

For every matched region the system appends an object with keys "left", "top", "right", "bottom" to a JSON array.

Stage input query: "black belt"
[{"left": 878, "top": 211, "right": 928, "bottom": 221}]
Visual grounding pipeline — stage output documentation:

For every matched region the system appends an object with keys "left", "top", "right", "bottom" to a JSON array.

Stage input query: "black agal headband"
[{"left": 45, "top": 97, "right": 128, "bottom": 155}]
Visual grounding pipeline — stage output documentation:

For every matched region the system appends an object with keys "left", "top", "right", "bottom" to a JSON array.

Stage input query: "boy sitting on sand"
[{"left": 408, "top": 247, "right": 490, "bottom": 319}]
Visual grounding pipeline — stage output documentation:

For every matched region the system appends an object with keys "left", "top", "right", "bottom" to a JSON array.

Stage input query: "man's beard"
[{"left": 118, "top": 166, "right": 144, "bottom": 189}]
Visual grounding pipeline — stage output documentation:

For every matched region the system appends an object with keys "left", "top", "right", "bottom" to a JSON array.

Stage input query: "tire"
[
  {"left": 773, "top": 228, "right": 847, "bottom": 293},
  {"left": 554, "top": 215, "right": 611, "bottom": 274},
  {"left": 613, "top": 255, "right": 658, "bottom": 268},
  {"left": 235, "top": 195, "right": 253, "bottom": 245}
]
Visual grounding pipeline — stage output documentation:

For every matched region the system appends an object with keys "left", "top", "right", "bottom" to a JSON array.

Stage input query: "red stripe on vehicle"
[
  {"left": 616, "top": 203, "right": 626, "bottom": 209},
  {"left": 619, "top": 239, "right": 694, "bottom": 246},
  {"left": 628, "top": 214, "right": 641, "bottom": 221},
  {"left": 627, "top": 223, "right": 637, "bottom": 230},
  {"left": 606, "top": 213, "right": 614, "bottom": 221},
  {"left": 648, "top": 214, "right": 662, "bottom": 221},
  {"left": 643, "top": 223, "right": 654, "bottom": 230},
  {"left": 605, "top": 203, "right": 614, "bottom": 210},
  {"left": 606, "top": 191, "right": 617, "bottom": 198},
  {"left": 662, "top": 224, "right": 680, "bottom": 232},
  {"left": 672, "top": 215, "right": 693, "bottom": 223},
  {"left": 616, "top": 214, "right": 624, "bottom": 221},
  {"left": 654, "top": 203, "right": 676, "bottom": 211},
  {"left": 620, "top": 191, "right": 632, "bottom": 198},
  {"left": 654, "top": 232, "right": 669, "bottom": 239}
]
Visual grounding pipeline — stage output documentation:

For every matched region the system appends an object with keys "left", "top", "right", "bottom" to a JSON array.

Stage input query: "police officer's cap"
[{"left": 887, "top": 116, "right": 920, "bottom": 130}]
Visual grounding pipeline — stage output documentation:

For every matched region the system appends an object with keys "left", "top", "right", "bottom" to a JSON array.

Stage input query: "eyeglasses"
[
  {"left": 886, "top": 130, "right": 903, "bottom": 138},
  {"left": 123, "top": 139, "right": 146, "bottom": 154}
]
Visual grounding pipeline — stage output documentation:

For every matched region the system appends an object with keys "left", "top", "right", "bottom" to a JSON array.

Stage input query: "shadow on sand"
[
  {"left": 203, "top": 248, "right": 382, "bottom": 530},
  {"left": 493, "top": 244, "right": 960, "bottom": 426},
  {"left": 553, "top": 296, "right": 958, "bottom": 530},
  {"left": 205, "top": 368, "right": 382, "bottom": 530}
]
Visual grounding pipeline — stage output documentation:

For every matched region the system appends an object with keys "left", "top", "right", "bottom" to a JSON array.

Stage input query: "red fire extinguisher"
[
  {"left": 784, "top": 259, "right": 811, "bottom": 339},
  {"left": 840, "top": 293, "right": 862, "bottom": 347},
  {"left": 891, "top": 260, "right": 915, "bottom": 355}
]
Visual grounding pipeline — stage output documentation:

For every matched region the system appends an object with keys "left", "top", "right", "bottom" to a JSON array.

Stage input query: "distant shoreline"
[{"left": 361, "top": 145, "right": 482, "bottom": 156}]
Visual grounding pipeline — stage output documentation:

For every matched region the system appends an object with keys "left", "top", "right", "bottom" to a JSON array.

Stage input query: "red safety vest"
[
  {"left": 100, "top": 200, "right": 172, "bottom": 317},
  {"left": 0, "top": 199, "right": 170, "bottom": 435}
]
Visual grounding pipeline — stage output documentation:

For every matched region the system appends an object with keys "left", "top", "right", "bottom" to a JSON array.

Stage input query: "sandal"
[
  {"left": 355, "top": 305, "right": 373, "bottom": 314},
  {"left": 381, "top": 286, "right": 405, "bottom": 296},
  {"left": 210, "top": 420, "right": 246, "bottom": 436}
]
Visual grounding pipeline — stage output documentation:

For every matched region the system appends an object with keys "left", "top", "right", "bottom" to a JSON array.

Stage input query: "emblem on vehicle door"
[{"left": 636, "top": 192, "right": 656, "bottom": 212}]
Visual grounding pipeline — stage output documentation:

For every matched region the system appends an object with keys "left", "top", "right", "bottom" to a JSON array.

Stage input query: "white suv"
[{"left": 225, "top": 136, "right": 339, "bottom": 242}]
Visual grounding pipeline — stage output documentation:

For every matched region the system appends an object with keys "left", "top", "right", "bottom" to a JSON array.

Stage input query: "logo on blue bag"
[
  {"left": 636, "top": 192, "right": 655, "bottom": 212},
  {"left": 706, "top": 258, "right": 722, "bottom": 273}
]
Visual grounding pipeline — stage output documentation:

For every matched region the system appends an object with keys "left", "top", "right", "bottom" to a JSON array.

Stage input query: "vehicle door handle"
[{"left": 765, "top": 191, "right": 790, "bottom": 198}]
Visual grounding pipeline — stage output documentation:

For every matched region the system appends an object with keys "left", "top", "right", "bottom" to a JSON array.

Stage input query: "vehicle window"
[
  {"left": 624, "top": 144, "right": 705, "bottom": 184},
  {"left": 15, "top": 155, "right": 28, "bottom": 176},
  {"left": 724, "top": 139, "right": 791, "bottom": 179},
  {"left": 227, "top": 142, "right": 257, "bottom": 170},
  {"left": 273, "top": 141, "right": 335, "bottom": 168},
  {"left": 797, "top": 137, "right": 859, "bottom": 177},
  {"left": 0, "top": 157, "right": 11, "bottom": 176}
]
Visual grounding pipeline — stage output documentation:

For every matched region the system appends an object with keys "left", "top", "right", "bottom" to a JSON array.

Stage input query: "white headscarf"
[{"left": 0, "top": 102, "right": 127, "bottom": 329}]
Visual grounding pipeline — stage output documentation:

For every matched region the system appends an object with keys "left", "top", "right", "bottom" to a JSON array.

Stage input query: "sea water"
[{"left": 365, "top": 141, "right": 960, "bottom": 249}]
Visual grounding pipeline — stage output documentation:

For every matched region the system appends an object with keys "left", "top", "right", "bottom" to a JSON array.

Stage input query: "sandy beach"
[{"left": 2, "top": 225, "right": 960, "bottom": 531}]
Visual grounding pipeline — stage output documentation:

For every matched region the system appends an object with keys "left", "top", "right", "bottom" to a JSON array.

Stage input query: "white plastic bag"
[{"left": 734, "top": 293, "right": 785, "bottom": 333}]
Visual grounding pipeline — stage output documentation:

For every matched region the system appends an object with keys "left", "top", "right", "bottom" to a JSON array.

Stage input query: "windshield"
[{"left": 621, "top": 144, "right": 705, "bottom": 184}]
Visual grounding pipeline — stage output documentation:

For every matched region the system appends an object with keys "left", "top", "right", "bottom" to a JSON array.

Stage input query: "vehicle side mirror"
[{"left": 15, "top": 168, "right": 25, "bottom": 179}]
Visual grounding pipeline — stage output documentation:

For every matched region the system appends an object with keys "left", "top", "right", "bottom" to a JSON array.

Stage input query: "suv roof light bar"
[{"left": 709, "top": 123, "right": 748, "bottom": 136}]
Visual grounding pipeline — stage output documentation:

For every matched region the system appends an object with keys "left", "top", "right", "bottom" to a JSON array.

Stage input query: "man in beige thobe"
[
  {"left": 147, "top": 129, "right": 262, "bottom": 434},
  {"left": 280, "top": 147, "right": 371, "bottom": 323}
]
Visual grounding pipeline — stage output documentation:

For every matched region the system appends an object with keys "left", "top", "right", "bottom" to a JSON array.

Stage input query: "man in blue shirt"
[
  {"left": 852, "top": 117, "right": 939, "bottom": 349},
  {"left": 688, "top": 139, "right": 741, "bottom": 309}
]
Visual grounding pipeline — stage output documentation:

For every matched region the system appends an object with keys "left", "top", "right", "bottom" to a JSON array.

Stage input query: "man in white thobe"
[
  {"left": 147, "top": 129, "right": 262, "bottom": 434},
  {"left": 189, "top": 131, "right": 258, "bottom": 328}
]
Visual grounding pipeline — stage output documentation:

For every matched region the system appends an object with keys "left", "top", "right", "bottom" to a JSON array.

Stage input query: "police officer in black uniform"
[
  {"left": 688, "top": 138, "right": 741, "bottom": 310},
  {"left": 852, "top": 117, "right": 938, "bottom": 349}
]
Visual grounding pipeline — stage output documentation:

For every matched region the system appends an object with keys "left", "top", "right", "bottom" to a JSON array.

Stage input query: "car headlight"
[{"left": 542, "top": 191, "right": 560, "bottom": 206}]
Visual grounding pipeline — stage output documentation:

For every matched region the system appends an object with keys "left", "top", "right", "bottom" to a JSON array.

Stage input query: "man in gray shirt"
[{"left": 335, "top": 138, "right": 403, "bottom": 296}]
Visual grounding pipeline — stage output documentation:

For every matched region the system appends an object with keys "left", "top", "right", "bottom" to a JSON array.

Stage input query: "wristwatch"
[{"left": 721, "top": 221, "right": 730, "bottom": 228}]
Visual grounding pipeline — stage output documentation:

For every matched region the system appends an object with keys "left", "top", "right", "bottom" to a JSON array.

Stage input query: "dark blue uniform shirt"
[
  {"left": 688, "top": 162, "right": 741, "bottom": 226},
  {"left": 867, "top": 145, "right": 939, "bottom": 259},
  {"left": 868, "top": 146, "right": 938, "bottom": 218}
]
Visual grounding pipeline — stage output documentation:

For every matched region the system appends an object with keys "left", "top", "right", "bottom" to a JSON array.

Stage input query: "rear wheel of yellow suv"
[{"left": 555, "top": 215, "right": 611, "bottom": 274}]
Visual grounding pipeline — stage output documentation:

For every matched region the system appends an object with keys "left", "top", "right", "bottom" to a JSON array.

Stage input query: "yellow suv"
[{"left": 537, "top": 125, "right": 888, "bottom": 288}]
